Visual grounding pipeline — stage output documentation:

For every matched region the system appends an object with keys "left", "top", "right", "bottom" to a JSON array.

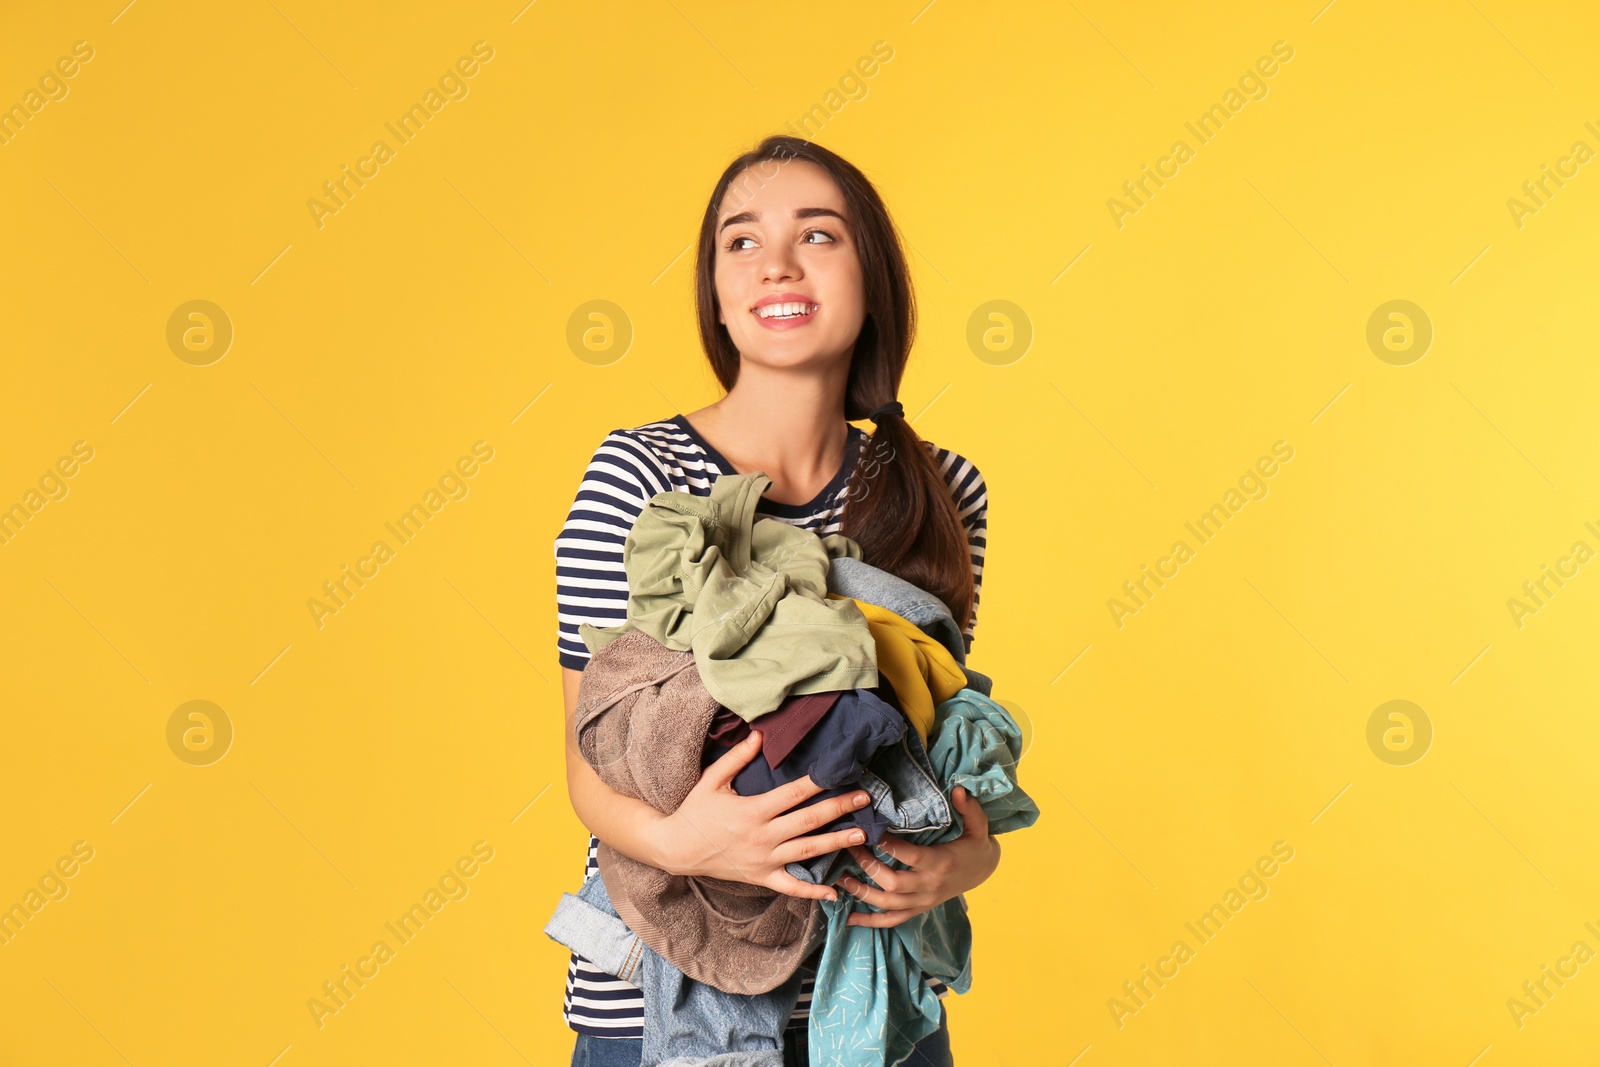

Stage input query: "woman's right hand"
[{"left": 660, "top": 729, "right": 872, "bottom": 901}]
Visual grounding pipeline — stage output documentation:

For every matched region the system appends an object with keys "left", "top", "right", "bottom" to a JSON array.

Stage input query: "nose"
[{"left": 760, "top": 240, "right": 802, "bottom": 285}]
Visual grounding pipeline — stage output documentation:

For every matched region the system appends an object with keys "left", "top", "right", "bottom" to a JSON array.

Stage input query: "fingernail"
[
  {"left": 849, "top": 830, "right": 865, "bottom": 844},
  {"left": 853, "top": 793, "right": 868, "bottom": 807}
]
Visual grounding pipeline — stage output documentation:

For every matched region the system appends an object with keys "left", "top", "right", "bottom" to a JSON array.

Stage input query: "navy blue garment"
[
  {"left": 701, "top": 688, "right": 906, "bottom": 850},
  {"left": 786, "top": 691, "right": 953, "bottom": 884}
]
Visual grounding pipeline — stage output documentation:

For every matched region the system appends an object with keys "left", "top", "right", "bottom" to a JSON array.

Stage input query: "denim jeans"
[
  {"left": 546, "top": 869, "right": 807, "bottom": 1066},
  {"left": 570, "top": 1000, "right": 954, "bottom": 1067}
]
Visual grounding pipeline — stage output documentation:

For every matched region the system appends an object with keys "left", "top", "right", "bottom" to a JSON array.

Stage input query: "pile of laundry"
[{"left": 544, "top": 471, "right": 1040, "bottom": 1067}]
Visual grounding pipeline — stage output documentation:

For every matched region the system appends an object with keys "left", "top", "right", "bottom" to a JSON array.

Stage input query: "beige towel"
[{"left": 574, "top": 628, "right": 823, "bottom": 995}]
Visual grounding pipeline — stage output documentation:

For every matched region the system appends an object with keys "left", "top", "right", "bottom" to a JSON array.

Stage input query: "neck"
[{"left": 713, "top": 360, "right": 852, "bottom": 468}]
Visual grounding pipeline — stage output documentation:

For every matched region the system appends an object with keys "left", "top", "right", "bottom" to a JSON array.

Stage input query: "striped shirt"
[{"left": 553, "top": 412, "right": 989, "bottom": 1037}]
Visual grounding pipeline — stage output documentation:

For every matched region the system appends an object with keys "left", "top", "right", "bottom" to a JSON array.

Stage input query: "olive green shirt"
[{"left": 579, "top": 471, "right": 879, "bottom": 720}]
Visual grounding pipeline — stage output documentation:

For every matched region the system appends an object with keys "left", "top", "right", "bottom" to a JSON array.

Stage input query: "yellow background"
[{"left": 3, "top": 1, "right": 1597, "bottom": 1063}]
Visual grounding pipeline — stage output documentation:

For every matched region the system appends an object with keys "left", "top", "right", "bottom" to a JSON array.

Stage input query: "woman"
[{"left": 555, "top": 135, "right": 999, "bottom": 1066}]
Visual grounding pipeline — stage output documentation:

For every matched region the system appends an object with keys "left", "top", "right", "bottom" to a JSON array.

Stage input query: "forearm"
[{"left": 565, "top": 749, "right": 679, "bottom": 871}]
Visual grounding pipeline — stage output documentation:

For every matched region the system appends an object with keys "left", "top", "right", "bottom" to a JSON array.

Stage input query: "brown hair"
[{"left": 692, "top": 134, "right": 975, "bottom": 633}]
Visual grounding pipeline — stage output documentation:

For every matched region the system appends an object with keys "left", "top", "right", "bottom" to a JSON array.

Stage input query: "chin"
[{"left": 739, "top": 345, "right": 829, "bottom": 369}]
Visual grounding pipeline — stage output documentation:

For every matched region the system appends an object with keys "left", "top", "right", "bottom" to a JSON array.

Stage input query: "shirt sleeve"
[
  {"left": 933, "top": 446, "right": 988, "bottom": 656},
  {"left": 553, "top": 430, "right": 670, "bottom": 671}
]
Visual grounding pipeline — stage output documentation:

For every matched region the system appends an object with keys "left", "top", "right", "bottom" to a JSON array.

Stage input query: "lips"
[
  {"left": 751, "top": 301, "right": 819, "bottom": 328},
  {"left": 748, "top": 290, "right": 821, "bottom": 329},
  {"left": 752, "top": 291, "right": 816, "bottom": 310}
]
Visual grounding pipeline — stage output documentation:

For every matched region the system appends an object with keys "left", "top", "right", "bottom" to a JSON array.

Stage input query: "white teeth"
[{"left": 755, "top": 302, "right": 816, "bottom": 319}]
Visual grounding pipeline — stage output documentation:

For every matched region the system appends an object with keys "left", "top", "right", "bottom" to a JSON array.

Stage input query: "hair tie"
[{"left": 867, "top": 400, "right": 904, "bottom": 425}]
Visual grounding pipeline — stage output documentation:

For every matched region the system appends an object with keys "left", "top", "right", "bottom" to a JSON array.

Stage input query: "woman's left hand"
[{"left": 838, "top": 785, "right": 1001, "bottom": 927}]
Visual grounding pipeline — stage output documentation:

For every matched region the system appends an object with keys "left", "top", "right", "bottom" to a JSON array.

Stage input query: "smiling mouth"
[{"left": 752, "top": 302, "right": 820, "bottom": 321}]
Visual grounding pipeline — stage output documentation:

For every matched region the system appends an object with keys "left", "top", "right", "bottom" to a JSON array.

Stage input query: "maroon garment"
[{"left": 706, "top": 690, "right": 842, "bottom": 770}]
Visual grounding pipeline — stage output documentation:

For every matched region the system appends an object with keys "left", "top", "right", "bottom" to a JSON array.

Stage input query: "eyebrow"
[{"left": 718, "top": 207, "right": 848, "bottom": 233}]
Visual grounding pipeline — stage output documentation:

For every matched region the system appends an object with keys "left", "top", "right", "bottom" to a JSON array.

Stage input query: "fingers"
[
  {"left": 768, "top": 871, "right": 841, "bottom": 902},
  {"left": 837, "top": 865, "right": 932, "bottom": 914},
  {"left": 837, "top": 871, "right": 899, "bottom": 915},
  {"left": 769, "top": 785, "right": 872, "bottom": 840},
  {"left": 845, "top": 845, "right": 903, "bottom": 893},
  {"left": 774, "top": 824, "right": 868, "bottom": 868},
  {"left": 698, "top": 729, "right": 765, "bottom": 789},
  {"left": 954, "top": 785, "right": 989, "bottom": 833},
  {"left": 851, "top": 835, "right": 928, "bottom": 878},
  {"left": 759, "top": 771, "right": 829, "bottom": 817}
]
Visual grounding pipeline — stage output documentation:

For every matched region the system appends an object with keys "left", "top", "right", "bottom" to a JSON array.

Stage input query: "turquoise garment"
[
  {"left": 578, "top": 471, "right": 879, "bottom": 720},
  {"left": 808, "top": 687, "right": 1040, "bottom": 1066}
]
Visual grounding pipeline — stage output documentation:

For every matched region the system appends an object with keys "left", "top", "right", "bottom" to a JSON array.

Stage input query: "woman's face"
[{"left": 714, "top": 159, "right": 866, "bottom": 371}]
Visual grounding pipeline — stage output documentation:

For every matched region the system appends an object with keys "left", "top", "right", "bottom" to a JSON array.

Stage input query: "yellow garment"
[{"left": 826, "top": 594, "right": 967, "bottom": 746}]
